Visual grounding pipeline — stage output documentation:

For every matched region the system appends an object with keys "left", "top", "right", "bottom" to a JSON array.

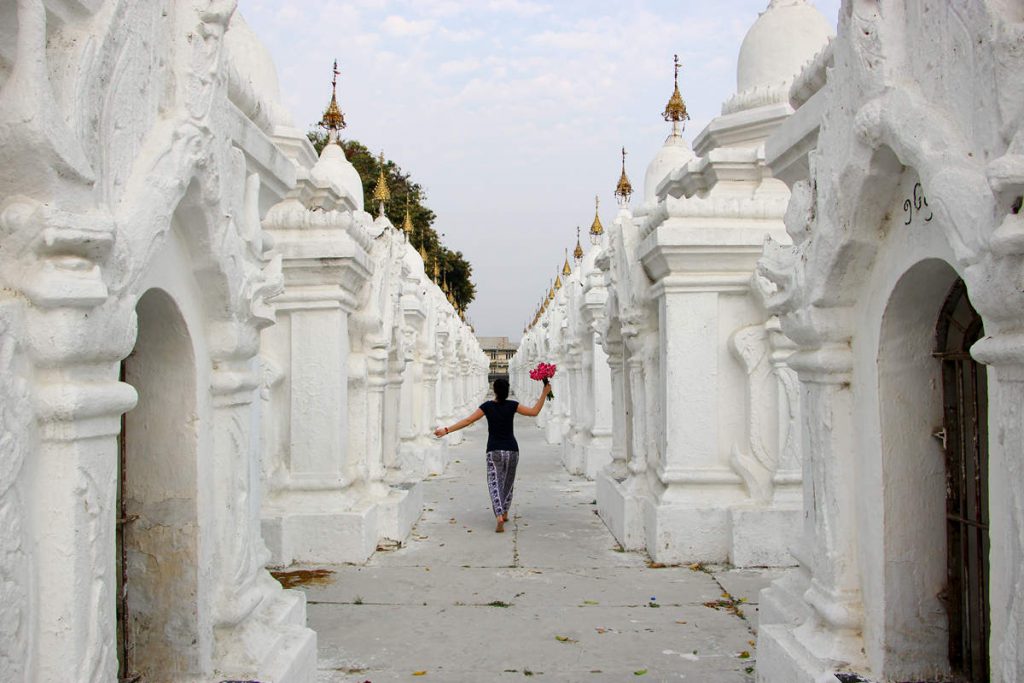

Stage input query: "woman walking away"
[{"left": 434, "top": 377, "right": 552, "bottom": 532}]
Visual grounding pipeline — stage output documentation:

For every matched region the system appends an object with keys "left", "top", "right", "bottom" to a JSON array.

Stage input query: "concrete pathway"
[{"left": 294, "top": 422, "right": 783, "bottom": 682}]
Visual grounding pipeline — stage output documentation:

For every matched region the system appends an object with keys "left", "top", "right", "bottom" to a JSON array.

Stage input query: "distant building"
[{"left": 478, "top": 336, "right": 517, "bottom": 383}]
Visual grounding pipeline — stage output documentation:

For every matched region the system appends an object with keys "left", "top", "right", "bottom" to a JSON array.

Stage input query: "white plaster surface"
[
  {"left": 0, "top": 1, "right": 486, "bottom": 679},
  {"left": 752, "top": 1, "right": 1024, "bottom": 681}
]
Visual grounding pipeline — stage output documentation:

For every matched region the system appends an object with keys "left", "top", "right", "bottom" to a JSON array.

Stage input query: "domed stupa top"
[
  {"left": 310, "top": 61, "right": 365, "bottom": 211},
  {"left": 726, "top": 0, "right": 832, "bottom": 114},
  {"left": 223, "top": 13, "right": 295, "bottom": 130}
]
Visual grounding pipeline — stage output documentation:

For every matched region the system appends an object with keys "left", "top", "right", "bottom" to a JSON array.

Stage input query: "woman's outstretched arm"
[
  {"left": 434, "top": 408, "right": 484, "bottom": 438},
  {"left": 517, "top": 382, "right": 552, "bottom": 417}
]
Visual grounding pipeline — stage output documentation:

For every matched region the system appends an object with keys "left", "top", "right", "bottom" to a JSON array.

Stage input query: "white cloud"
[
  {"left": 275, "top": 3, "right": 301, "bottom": 21},
  {"left": 439, "top": 57, "right": 485, "bottom": 76},
  {"left": 437, "top": 26, "right": 484, "bottom": 42},
  {"left": 415, "top": 0, "right": 468, "bottom": 18},
  {"left": 380, "top": 14, "right": 435, "bottom": 36},
  {"left": 528, "top": 30, "right": 603, "bottom": 51},
  {"left": 484, "top": 0, "right": 549, "bottom": 16}
]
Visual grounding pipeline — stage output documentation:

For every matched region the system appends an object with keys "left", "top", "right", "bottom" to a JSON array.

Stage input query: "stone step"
[
  {"left": 265, "top": 585, "right": 309, "bottom": 630},
  {"left": 258, "top": 625, "right": 317, "bottom": 683}
]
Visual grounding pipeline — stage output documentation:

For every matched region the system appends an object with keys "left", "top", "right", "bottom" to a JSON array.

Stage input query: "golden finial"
[
  {"left": 589, "top": 195, "right": 604, "bottom": 244},
  {"left": 548, "top": 282, "right": 555, "bottom": 300},
  {"left": 555, "top": 272, "right": 563, "bottom": 290},
  {"left": 662, "top": 54, "right": 690, "bottom": 131},
  {"left": 319, "top": 60, "right": 347, "bottom": 137},
  {"left": 402, "top": 197, "right": 414, "bottom": 234},
  {"left": 419, "top": 241, "right": 429, "bottom": 264},
  {"left": 372, "top": 150, "right": 391, "bottom": 216},
  {"left": 573, "top": 226, "right": 584, "bottom": 265},
  {"left": 433, "top": 253, "right": 440, "bottom": 281},
  {"left": 562, "top": 248, "right": 572, "bottom": 277},
  {"left": 614, "top": 146, "right": 633, "bottom": 204}
]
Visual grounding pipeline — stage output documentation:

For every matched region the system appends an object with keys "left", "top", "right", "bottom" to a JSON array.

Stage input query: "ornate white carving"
[
  {"left": 0, "top": 305, "right": 31, "bottom": 681},
  {"left": 729, "top": 324, "right": 777, "bottom": 503}
]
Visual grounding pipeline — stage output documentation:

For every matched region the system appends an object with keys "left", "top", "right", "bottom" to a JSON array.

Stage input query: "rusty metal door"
[
  {"left": 117, "top": 360, "right": 141, "bottom": 683},
  {"left": 935, "top": 279, "right": 989, "bottom": 682}
]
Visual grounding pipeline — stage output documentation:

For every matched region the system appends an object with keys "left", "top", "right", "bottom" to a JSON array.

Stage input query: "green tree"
[{"left": 308, "top": 130, "right": 476, "bottom": 311}]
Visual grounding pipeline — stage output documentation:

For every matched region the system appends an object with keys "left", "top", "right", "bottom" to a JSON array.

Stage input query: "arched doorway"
[
  {"left": 877, "top": 259, "right": 964, "bottom": 679},
  {"left": 935, "top": 278, "right": 989, "bottom": 682},
  {"left": 117, "top": 288, "right": 201, "bottom": 680}
]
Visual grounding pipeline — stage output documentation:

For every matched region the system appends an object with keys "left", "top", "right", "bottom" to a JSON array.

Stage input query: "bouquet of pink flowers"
[{"left": 529, "top": 362, "right": 557, "bottom": 398}]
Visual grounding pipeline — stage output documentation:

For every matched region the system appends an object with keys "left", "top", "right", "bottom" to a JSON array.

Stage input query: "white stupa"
[
  {"left": 224, "top": 12, "right": 296, "bottom": 131},
  {"left": 309, "top": 62, "right": 365, "bottom": 212},
  {"left": 643, "top": 55, "right": 696, "bottom": 206},
  {"left": 724, "top": 0, "right": 833, "bottom": 114}
]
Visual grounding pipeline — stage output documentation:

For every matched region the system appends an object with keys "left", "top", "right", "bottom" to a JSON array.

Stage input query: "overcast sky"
[{"left": 240, "top": 0, "right": 840, "bottom": 341}]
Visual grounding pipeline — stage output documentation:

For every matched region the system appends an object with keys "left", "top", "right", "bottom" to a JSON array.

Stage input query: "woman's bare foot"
[
  {"left": 501, "top": 513, "right": 510, "bottom": 523},
  {"left": 495, "top": 517, "right": 505, "bottom": 533}
]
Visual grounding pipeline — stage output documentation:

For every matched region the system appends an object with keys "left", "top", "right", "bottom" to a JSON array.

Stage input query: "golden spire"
[
  {"left": 614, "top": 146, "right": 633, "bottom": 204},
  {"left": 319, "top": 60, "right": 347, "bottom": 139},
  {"left": 433, "top": 252, "right": 440, "bottom": 281},
  {"left": 562, "top": 248, "right": 572, "bottom": 277},
  {"left": 372, "top": 150, "right": 391, "bottom": 216},
  {"left": 419, "top": 241, "right": 429, "bottom": 264},
  {"left": 555, "top": 272, "right": 563, "bottom": 290},
  {"left": 402, "top": 198, "right": 414, "bottom": 234},
  {"left": 662, "top": 54, "right": 690, "bottom": 134},
  {"left": 589, "top": 195, "right": 604, "bottom": 244},
  {"left": 548, "top": 282, "right": 555, "bottom": 301},
  {"left": 573, "top": 226, "right": 584, "bottom": 265}
]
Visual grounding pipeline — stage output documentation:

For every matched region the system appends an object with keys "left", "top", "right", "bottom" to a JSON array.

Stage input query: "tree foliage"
[{"left": 307, "top": 130, "right": 476, "bottom": 311}]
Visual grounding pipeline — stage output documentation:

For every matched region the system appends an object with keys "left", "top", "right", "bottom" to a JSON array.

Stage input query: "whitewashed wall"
[
  {"left": 0, "top": 2, "right": 316, "bottom": 680},
  {"left": 0, "top": 1, "right": 487, "bottom": 680},
  {"left": 755, "top": 2, "right": 1024, "bottom": 682}
]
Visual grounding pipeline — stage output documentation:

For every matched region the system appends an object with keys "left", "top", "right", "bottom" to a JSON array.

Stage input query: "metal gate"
[
  {"left": 934, "top": 278, "right": 989, "bottom": 682},
  {"left": 117, "top": 360, "right": 141, "bottom": 683}
]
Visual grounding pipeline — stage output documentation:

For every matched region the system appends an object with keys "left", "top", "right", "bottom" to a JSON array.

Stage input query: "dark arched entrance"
[{"left": 935, "top": 278, "right": 989, "bottom": 682}]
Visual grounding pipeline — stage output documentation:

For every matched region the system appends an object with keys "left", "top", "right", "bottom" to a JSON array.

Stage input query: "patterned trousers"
[{"left": 486, "top": 450, "right": 519, "bottom": 518}]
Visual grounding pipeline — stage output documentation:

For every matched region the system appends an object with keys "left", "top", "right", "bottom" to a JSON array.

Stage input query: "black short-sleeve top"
[{"left": 480, "top": 400, "right": 519, "bottom": 453}]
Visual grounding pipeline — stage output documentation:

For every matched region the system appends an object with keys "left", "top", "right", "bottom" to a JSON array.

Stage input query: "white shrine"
[
  {"left": 513, "top": 0, "right": 832, "bottom": 568},
  {"left": 753, "top": 2, "right": 1024, "bottom": 682},
  {"left": 0, "top": 2, "right": 485, "bottom": 681},
  {"left": 4, "top": 0, "right": 1024, "bottom": 681},
  {"left": 515, "top": 1, "right": 1024, "bottom": 682}
]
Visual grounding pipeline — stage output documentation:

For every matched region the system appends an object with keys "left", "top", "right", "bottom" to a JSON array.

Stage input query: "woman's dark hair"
[{"left": 493, "top": 378, "right": 510, "bottom": 402}]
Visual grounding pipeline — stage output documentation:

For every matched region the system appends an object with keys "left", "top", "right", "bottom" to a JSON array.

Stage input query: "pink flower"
[{"left": 530, "top": 362, "right": 557, "bottom": 381}]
